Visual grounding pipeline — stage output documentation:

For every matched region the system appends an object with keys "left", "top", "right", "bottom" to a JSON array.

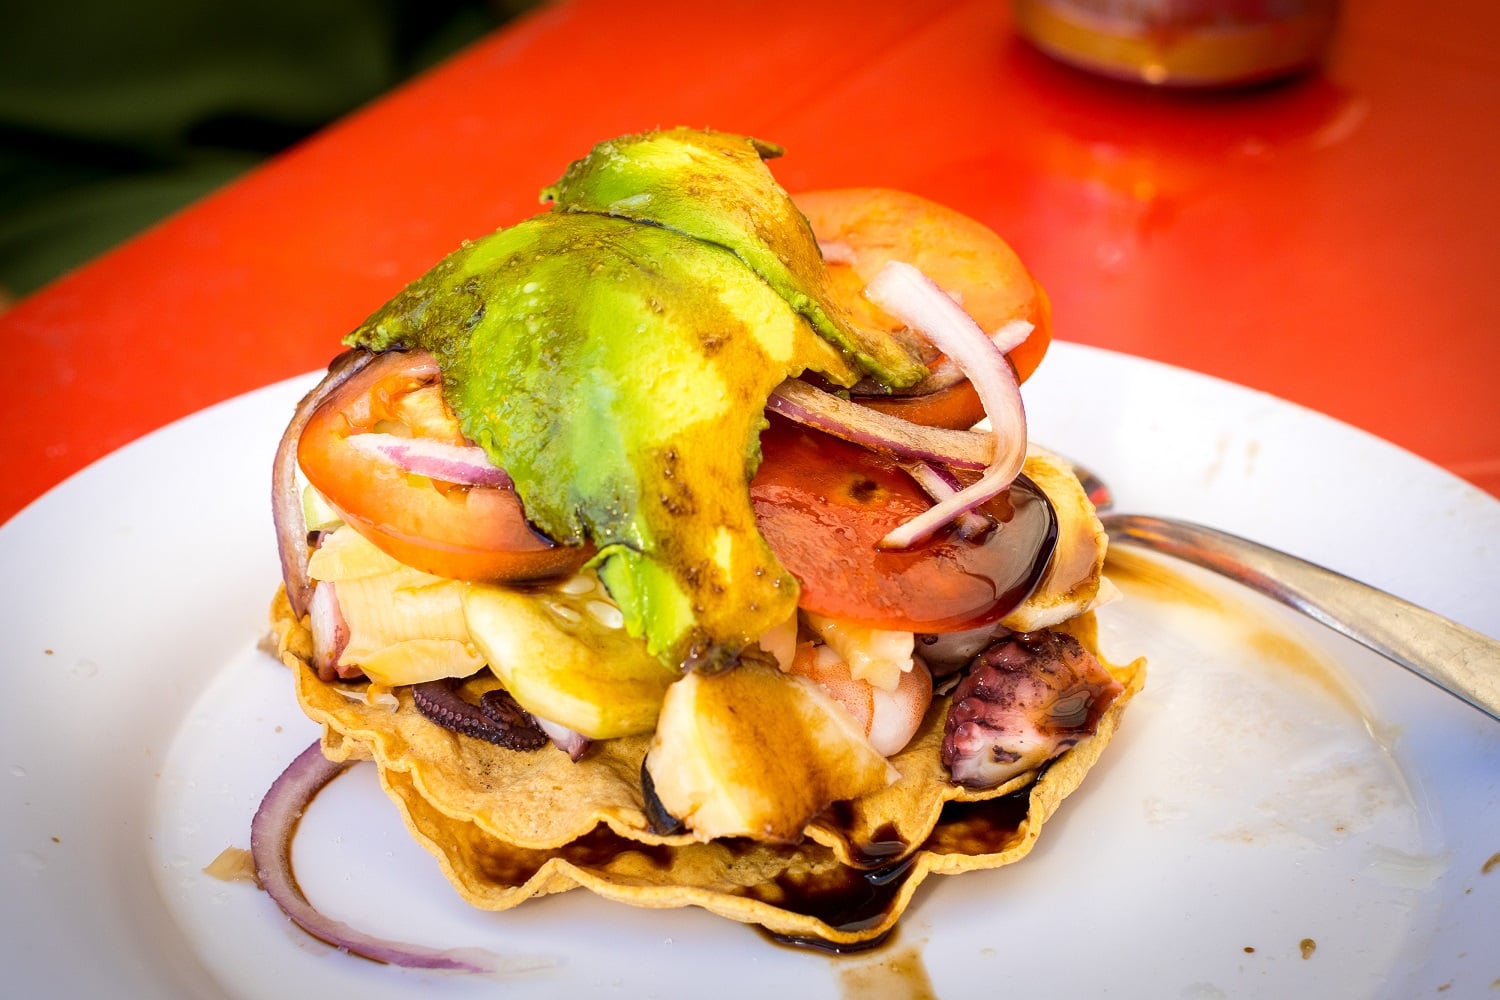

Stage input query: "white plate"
[{"left": 3, "top": 343, "right": 1497, "bottom": 999}]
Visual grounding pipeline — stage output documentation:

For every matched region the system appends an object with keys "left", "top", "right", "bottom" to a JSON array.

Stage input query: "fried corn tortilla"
[{"left": 271, "top": 587, "right": 1143, "bottom": 946}]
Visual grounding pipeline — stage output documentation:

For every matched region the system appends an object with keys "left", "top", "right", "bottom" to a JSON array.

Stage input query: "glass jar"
[{"left": 1014, "top": 0, "right": 1340, "bottom": 87}]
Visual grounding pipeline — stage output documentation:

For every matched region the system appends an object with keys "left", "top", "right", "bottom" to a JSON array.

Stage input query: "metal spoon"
[{"left": 1068, "top": 460, "right": 1500, "bottom": 722}]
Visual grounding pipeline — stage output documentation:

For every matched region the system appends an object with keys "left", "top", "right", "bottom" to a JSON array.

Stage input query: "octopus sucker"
[
  {"left": 411, "top": 678, "right": 549, "bottom": 751},
  {"left": 941, "top": 630, "right": 1124, "bottom": 789}
]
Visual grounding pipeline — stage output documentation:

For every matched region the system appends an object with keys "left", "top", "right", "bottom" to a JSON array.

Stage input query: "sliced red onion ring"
[
  {"left": 308, "top": 581, "right": 350, "bottom": 680},
  {"left": 768, "top": 379, "right": 992, "bottom": 469},
  {"left": 817, "top": 239, "right": 857, "bottom": 264},
  {"left": 345, "top": 433, "right": 514, "bottom": 489},
  {"left": 990, "top": 318, "right": 1035, "bottom": 355},
  {"left": 250, "top": 741, "right": 509, "bottom": 974},
  {"left": 534, "top": 716, "right": 592, "bottom": 761},
  {"left": 864, "top": 261, "right": 1028, "bottom": 549},
  {"left": 917, "top": 318, "right": 1033, "bottom": 390},
  {"left": 274, "top": 350, "right": 449, "bottom": 618},
  {"left": 273, "top": 351, "right": 377, "bottom": 619},
  {"left": 903, "top": 462, "right": 990, "bottom": 539}
]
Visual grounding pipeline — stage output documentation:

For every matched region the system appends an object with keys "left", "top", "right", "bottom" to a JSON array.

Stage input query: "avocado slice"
[
  {"left": 541, "top": 128, "right": 928, "bottom": 389},
  {"left": 348, "top": 211, "right": 861, "bottom": 667}
]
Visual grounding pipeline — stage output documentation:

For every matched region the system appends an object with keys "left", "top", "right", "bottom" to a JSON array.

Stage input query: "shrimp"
[{"left": 785, "top": 640, "right": 933, "bottom": 757}]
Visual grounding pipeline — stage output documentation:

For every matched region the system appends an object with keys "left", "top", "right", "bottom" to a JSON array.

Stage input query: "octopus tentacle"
[
  {"left": 411, "top": 679, "right": 548, "bottom": 751},
  {"left": 477, "top": 689, "right": 550, "bottom": 751},
  {"left": 941, "top": 629, "right": 1123, "bottom": 789}
]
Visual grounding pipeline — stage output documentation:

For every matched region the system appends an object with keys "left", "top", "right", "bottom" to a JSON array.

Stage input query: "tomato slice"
[
  {"left": 796, "top": 188, "right": 1052, "bottom": 383},
  {"left": 795, "top": 188, "right": 1051, "bottom": 430},
  {"left": 300, "top": 355, "right": 1052, "bottom": 625},
  {"left": 751, "top": 416, "right": 1056, "bottom": 633},
  {"left": 297, "top": 351, "right": 589, "bottom": 582},
  {"left": 854, "top": 379, "right": 986, "bottom": 431}
]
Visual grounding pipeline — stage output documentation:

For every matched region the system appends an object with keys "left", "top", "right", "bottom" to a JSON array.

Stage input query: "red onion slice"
[
  {"left": 273, "top": 351, "right": 377, "bottom": 619},
  {"left": 308, "top": 581, "right": 350, "bottom": 680},
  {"left": 534, "top": 716, "right": 592, "bottom": 761},
  {"left": 912, "top": 318, "right": 1034, "bottom": 392},
  {"left": 903, "top": 461, "right": 990, "bottom": 539},
  {"left": 274, "top": 350, "right": 453, "bottom": 618},
  {"left": 864, "top": 261, "right": 1028, "bottom": 549},
  {"left": 817, "top": 239, "right": 857, "bottom": 264},
  {"left": 345, "top": 433, "right": 514, "bottom": 489},
  {"left": 989, "top": 318, "right": 1034, "bottom": 355},
  {"left": 768, "top": 379, "right": 992, "bottom": 469},
  {"left": 250, "top": 741, "right": 508, "bottom": 974}
]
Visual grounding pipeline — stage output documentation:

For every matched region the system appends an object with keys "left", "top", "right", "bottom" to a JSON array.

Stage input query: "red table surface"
[{"left": 4, "top": 0, "right": 1499, "bottom": 526}]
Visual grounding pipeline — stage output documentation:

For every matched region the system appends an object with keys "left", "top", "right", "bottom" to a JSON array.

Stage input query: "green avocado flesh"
[
  {"left": 542, "top": 128, "right": 927, "bottom": 389},
  {"left": 346, "top": 130, "right": 922, "bottom": 668}
]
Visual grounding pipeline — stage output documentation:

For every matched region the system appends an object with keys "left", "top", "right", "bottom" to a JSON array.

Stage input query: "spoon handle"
[{"left": 1099, "top": 513, "right": 1500, "bottom": 722}]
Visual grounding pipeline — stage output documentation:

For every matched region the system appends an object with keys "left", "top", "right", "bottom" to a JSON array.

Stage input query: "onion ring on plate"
[{"left": 250, "top": 741, "right": 519, "bottom": 974}]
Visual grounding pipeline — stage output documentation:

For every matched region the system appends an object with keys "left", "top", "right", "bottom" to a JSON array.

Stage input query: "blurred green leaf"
[{"left": 0, "top": 0, "right": 530, "bottom": 298}]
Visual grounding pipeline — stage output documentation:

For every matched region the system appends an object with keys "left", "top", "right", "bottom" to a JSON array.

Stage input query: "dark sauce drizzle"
[{"left": 762, "top": 789, "right": 1034, "bottom": 954}]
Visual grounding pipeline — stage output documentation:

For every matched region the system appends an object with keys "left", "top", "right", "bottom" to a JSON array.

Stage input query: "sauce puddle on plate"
[{"left": 836, "top": 934, "right": 937, "bottom": 1000}]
